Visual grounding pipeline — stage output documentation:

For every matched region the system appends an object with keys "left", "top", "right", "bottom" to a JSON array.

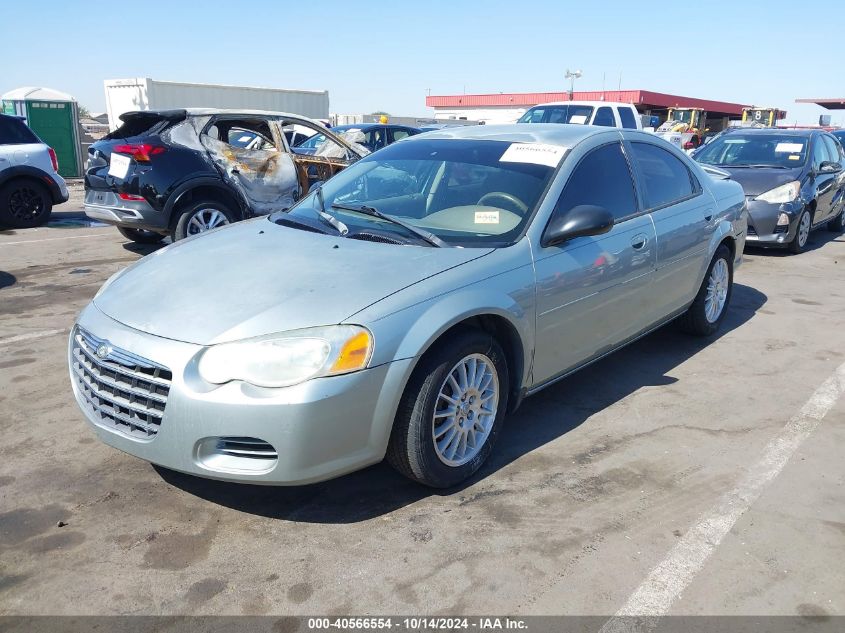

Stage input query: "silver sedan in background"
[{"left": 69, "top": 125, "right": 747, "bottom": 488}]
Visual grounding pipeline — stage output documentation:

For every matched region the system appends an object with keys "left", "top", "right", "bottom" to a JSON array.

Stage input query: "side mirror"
[
  {"left": 542, "top": 205, "right": 615, "bottom": 247},
  {"left": 307, "top": 180, "right": 325, "bottom": 194},
  {"left": 819, "top": 161, "right": 841, "bottom": 174}
]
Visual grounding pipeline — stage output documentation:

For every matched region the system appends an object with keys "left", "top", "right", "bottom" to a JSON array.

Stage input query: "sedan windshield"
[
  {"left": 695, "top": 133, "right": 808, "bottom": 168},
  {"left": 274, "top": 139, "right": 558, "bottom": 247}
]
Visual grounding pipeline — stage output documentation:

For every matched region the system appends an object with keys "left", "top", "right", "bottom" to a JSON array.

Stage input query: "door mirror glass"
[
  {"left": 542, "top": 205, "right": 614, "bottom": 247},
  {"left": 819, "top": 160, "right": 841, "bottom": 174}
]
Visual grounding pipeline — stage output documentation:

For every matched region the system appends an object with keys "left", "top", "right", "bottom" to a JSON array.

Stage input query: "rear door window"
[
  {"left": 593, "top": 107, "right": 616, "bottom": 127},
  {"left": 0, "top": 117, "right": 39, "bottom": 144},
  {"left": 629, "top": 142, "right": 698, "bottom": 209},
  {"left": 618, "top": 107, "right": 638, "bottom": 129},
  {"left": 822, "top": 135, "right": 841, "bottom": 164},
  {"left": 552, "top": 142, "right": 638, "bottom": 222}
]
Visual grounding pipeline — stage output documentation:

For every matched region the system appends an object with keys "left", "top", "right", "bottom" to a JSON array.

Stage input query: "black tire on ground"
[
  {"left": 678, "top": 244, "right": 733, "bottom": 337},
  {"left": 827, "top": 206, "right": 845, "bottom": 233},
  {"left": 171, "top": 200, "right": 237, "bottom": 242},
  {"left": 0, "top": 179, "right": 52, "bottom": 228},
  {"left": 117, "top": 226, "right": 166, "bottom": 244},
  {"left": 387, "top": 328, "right": 509, "bottom": 488},
  {"left": 788, "top": 208, "right": 812, "bottom": 254}
]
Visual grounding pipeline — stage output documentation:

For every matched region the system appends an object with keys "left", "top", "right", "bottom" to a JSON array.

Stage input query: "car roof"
[
  {"left": 414, "top": 123, "right": 629, "bottom": 148},
  {"left": 527, "top": 101, "right": 635, "bottom": 108},
  {"left": 724, "top": 127, "right": 820, "bottom": 137}
]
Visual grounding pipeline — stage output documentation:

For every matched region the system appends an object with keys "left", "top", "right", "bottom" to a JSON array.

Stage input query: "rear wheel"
[
  {"left": 827, "top": 206, "right": 845, "bottom": 233},
  {"left": 117, "top": 226, "right": 165, "bottom": 244},
  {"left": 387, "top": 329, "right": 509, "bottom": 488},
  {"left": 679, "top": 244, "right": 733, "bottom": 337},
  {"left": 172, "top": 200, "right": 236, "bottom": 241},
  {"left": 0, "top": 179, "right": 52, "bottom": 228},
  {"left": 789, "top": 208, "right": 812, "bottom": 254}
]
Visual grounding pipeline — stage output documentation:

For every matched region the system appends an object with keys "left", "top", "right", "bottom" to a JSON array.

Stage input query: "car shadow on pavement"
[
  {"left": 156, "top": 282, "right": 768, "bottom": 523},
  {"left": 745, "top": 227, "right": 845, "bottom": 257},
  {"left": 0, "top": 271, "right": 16, "bottom": 290}
]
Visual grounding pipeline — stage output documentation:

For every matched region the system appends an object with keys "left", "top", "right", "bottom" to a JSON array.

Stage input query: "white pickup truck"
[{"left": 517, "top": 100, "right": 643, "bottom": 129}]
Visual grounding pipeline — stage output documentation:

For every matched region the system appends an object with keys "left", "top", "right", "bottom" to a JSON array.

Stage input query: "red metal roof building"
[
  {"left": 426, "top": 89, "right": 749, "bottom": 122},
  {"left": 795, "top": 97, "right": 845, "bottom": 110}
]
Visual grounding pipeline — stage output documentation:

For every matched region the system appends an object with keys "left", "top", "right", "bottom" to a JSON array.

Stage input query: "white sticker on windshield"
[
  {"left": 475, "top": 211, "right": 500, "bottom": 224},
  {"left": 500, "top": 143, "right": 567, "bottom": 168},
  {"left": 238, "top": 135, "right": 252, "bottom": 143},
  {"left": 569, "top": 115, "right": 588, "bottom": 124},
  {"left": 775, "top": 142, "right": 804, "bottom": 153}
]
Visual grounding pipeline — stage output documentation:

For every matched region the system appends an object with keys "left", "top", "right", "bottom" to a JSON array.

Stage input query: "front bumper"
[
  {"left": 84, "top": 188, "right": 167, "bottom": 231},
  {"left": 68, "top": 304, "right": 412, "bottom": 485},
  {"left": 744, "top": 198, "right": 803, "bottom": 247}
]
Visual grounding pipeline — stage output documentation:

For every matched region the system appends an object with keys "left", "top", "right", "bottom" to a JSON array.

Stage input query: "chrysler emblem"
[{"left": 96, "top": 343, "right": 111, "bottom": 359}]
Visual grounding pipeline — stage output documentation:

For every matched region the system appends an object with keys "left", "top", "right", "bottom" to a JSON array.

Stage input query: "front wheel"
[
  {"left": 789, "top": 208, "right": 812, "bottom": 254},
  {"left": 387, "top": 329, "right": 509, "bottom": 488},
  {"left": 117, "top": 226, "right": 166, "bottom": 244},
  {"left": 679, "top": 244, "right": 733, "bottom": 337},
  {"left": 171, "top": 200, "right": 236, "bottom": 241}
]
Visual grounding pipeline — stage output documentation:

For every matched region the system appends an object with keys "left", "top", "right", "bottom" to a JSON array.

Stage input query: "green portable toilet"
[{"left": 1, "top": 87, "right": 83, "bottom": 178}]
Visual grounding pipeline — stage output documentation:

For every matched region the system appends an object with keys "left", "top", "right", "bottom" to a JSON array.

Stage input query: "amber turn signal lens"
[{"left": 330, "top": 331, "right": 372, "bottom": 373}]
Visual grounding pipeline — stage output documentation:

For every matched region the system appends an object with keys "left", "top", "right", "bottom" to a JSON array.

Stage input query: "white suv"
[
  {"left": 517, "top": 101, "right": 642, "bottom": 130},
  {"left": 0, "top": 113, "right": 69, "bottom": 228}
]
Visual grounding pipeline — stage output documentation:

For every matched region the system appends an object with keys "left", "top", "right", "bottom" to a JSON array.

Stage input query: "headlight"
[
  {"left": 756, "top": 180, "right": 800, "bottom": 204},
  {"left": 197, "top": 325, "right": 373, "bottom": 388}
]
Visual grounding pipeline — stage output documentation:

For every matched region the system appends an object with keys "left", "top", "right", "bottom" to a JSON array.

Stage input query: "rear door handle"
[{"left": 631, "top": 233, "right": 648, "bottom": 250}]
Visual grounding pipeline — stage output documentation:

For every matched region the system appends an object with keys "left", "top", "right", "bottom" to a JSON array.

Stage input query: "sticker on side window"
[
  {"left": 775, "top": 142, "right": 804, "bottom": 153},
  {"left": 500, "top": 143, "right": 567, "bottom": 168},
  {"left": 474, "top": 211, "right": 500, "bottom": 224},
  {"left": 569, "top": 115, "right": 588, "bottom": 124}
]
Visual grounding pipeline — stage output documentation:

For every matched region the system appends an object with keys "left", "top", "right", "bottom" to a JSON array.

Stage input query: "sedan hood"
[
  {"left": 94, "top": 219, "right": 492, "bottom": 345},
  {"left": 720, "top": 167, "right": 803, "bottom": 197}
]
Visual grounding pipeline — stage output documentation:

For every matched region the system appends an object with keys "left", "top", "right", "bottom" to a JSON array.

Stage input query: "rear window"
[
  {"left": 105, "top": 115, "right": 177, "bottom": 140},
  {"left": 518, "top": 105, "right": 594, "bottom": 125},
  {"left": 618, "top": 107, "right": 638, "bottom": 129},
  {"left": 0, "top": 116, "right": 39, "bottom": 145}
]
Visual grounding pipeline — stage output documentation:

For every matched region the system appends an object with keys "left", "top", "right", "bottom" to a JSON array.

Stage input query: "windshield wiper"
[
  {"left": 331, "top": 202, "right": 450, "bottom": 248},
  {"left": 311, "top": 186, "right": 349, "bottom": 235},
  {"left": 727, "top": 164, "right": 789, "bottom": 169}
]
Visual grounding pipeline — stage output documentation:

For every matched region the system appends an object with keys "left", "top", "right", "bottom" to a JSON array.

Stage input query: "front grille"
[
  {"left": 216, "top": 437, "right": 278, "bottom": 460},
  {"left": 71, "top": 327, "right": 172, "bottom": 439}
]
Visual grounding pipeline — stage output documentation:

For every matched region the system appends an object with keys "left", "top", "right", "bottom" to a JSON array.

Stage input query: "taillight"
[
  {"left": 683, "top": 141, "right": 696, "bottom": 150},
  {"left": 112, "top": 143, "right": 166, "bottom": 162},
  {"left": 118, "top": 192, "right": 145, "bottom": 201},
  {"left": 48, "top": 147, "right": 59, "bottom": 172}
]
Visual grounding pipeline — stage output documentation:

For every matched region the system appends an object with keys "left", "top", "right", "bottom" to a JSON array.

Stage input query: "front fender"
[{"left": 358, "top": 260, "right": 536, "bottom": 392}]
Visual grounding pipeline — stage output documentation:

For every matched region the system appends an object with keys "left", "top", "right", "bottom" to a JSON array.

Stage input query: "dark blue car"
[{"left": 294, "top": 123, "right": 420, "bottom": 155}]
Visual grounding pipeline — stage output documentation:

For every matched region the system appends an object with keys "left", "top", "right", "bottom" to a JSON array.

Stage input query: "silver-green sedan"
[{"left": 69, "top": 125, "right": 747, "bottom": 488}]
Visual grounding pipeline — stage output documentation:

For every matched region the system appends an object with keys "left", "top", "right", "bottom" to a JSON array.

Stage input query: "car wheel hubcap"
[
  {"left": 9, "top": 187, "right": 43, "bottom": 220},
  {"left": 798, "top": 213, "right": 810, "bottom": 246},
  {"left": 187, "top": 208, "right": 229, "bottom": 235},
  {"left": 432, "top": 353, "right": 499, "bottom": 467},
  {"left": 705, "top": 258, "right": 729, "bottom": 324}
]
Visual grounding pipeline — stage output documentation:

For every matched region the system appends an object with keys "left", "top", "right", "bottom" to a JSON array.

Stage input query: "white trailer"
[{"left": 103, "top": 78, "right": 329, "bottom": 131}]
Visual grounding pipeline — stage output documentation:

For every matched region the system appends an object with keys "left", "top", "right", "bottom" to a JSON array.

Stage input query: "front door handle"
[
  {"left": 631, "top": 233, "right": 648, "bottom": 250},
  {"left": 704, "top": 209, "right": 714, "bottom": 221}
]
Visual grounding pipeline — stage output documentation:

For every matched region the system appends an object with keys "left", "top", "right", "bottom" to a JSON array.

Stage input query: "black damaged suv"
[{"left": 84, "top": 109, "right": 363, "bottom": 243}]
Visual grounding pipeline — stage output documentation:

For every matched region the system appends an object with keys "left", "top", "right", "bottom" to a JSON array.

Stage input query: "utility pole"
[{"left": 565, "top": 69, "right": 582, "bottom": 101}]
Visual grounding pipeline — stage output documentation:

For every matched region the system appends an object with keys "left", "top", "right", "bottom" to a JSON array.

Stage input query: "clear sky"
[{"left": 2, "top": 0, "right": 844, "bottom": 125}]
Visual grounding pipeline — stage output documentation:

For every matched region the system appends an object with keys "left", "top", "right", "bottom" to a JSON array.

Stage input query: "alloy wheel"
[
  {"left": 432, "top": 353, "right": 499, "bottom": 467},
  {"left": 797, "top": 212, "right": 811, "bottom": 247},
  {"left": 705, "top": 258, "right": 729, "bottom": 323},
  {"left": 8, "top": 186, "right": 44, "bottom": 221},
  {"left": 186, "top": 208, "right": 230, "bottom": 235}
]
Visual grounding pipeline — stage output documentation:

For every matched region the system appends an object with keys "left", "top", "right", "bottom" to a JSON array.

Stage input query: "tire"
[
  {"left": 789, "top": 208, "right": 812, "bottom": 254},
  {"left": 679, "top": 244, "right": 733, "bottom": 337},
  {"left": 117, "top": 226, "right": 166, "bottom": 244},
  {"left": 171, "top": 200, "right": 236, "bottom": 241},
  {"left": 0, "top": 179, "right": 52, "bottom": 228},
  {"left": 387, "top": 329, "right": 509, "bottom": 488},
  {"left": 827, "top": 205, "right": 845, "bottom": 233}
]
